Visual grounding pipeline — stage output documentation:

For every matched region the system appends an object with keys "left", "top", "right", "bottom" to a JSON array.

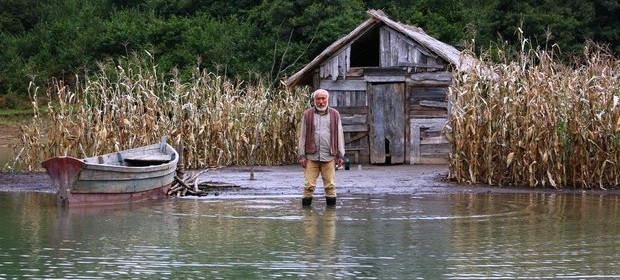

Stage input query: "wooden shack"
[{"left": 285, "top": 9, "right": 476, "bottom": 165}]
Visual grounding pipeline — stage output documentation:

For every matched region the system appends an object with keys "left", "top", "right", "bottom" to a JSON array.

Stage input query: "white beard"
[{"left": 315, "top": 105, "right": 327, "bottom": 112}]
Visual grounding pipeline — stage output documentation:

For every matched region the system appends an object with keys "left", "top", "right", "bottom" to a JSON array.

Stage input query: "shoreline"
[{"left": 2, "top": 164, "right": 620, "bottom": 196}]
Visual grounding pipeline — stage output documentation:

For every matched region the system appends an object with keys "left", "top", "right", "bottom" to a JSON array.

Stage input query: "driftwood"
[{"left": 167, "top": 167, "right": 230, "bottom": 197}]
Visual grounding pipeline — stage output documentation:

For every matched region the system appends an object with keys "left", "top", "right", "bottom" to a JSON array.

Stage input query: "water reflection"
[
  {"left": 1, "top": 192, "right": 620, "bottom": 279},
  {"left": 447, "top": 193, "right": 620, "bottom": 279}
]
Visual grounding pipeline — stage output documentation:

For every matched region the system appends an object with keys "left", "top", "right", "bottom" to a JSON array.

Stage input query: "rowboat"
[{"left": 41, "top": 140, "right": 179, "bottom": 206}]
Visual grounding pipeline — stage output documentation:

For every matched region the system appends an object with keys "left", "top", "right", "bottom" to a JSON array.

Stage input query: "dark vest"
[{"left": 303, "top": 107, "right": 340, "bottom": 156}]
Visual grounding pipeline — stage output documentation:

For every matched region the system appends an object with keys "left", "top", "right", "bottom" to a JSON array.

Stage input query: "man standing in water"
[{"left": 297, "top": 89, "right": 345, "bottom": 207}]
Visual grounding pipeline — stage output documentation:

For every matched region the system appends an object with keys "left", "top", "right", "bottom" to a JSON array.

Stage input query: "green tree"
[
  {"left": 0, "top": 0, "right": 618, "bottom": 100},
  {"left": 590, "top": 0, "right": 620, "bottom": 54},
  {"left": 246, "top": 0, "right": 366, "bottom": 82},
  {"left": 488, "top": 0, "right": 596, "bottom": 56}
]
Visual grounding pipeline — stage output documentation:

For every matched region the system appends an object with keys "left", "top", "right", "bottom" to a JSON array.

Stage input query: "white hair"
[{"left": 312, "top": 89, "right": 329, "bottom": 99}]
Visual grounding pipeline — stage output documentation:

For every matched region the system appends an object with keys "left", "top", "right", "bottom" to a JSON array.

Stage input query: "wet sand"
[{"left": 3, "top": 164, "right": 616, "bottom": 196}]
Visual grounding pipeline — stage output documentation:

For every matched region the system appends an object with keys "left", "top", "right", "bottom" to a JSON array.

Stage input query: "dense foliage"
[{"left": 0, "top": 0, "right": 618, "bottom": 105}]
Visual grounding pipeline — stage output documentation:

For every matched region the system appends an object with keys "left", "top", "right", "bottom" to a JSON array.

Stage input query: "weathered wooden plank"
[
  {"left": 331, "top": 56, "right": 339, "bottom": 81},
  {"left": 390, "top": 31, "right": 399, "bottom": 66},
  {"left": 336, "top": 91, "right": 349, "bottom": 106},
  {"left": 333, "top": 106, "right": 367, "bottom": 115},
  {"left": 411, "top": 123, "right": 421, "bottom": 164},
  {"left": 413, "top": 157, "right": 449, "bottom": 164},
  {"left": 357, "top": 91, "right": 367, "bottom": 106},
  {"left": 347, "top": 131, "right": 368, "bottom": 144},
  {"left": 408, "top": 108, "right": 448, "bottom": 118},
  {"left": 380, "top": 28, "right": 390, "bottom": 67},
  {"left": 408, "top": 104, "right": 448, "bottom": 112},
  {"left": 420, "top": 136, "right": 449, "bottom": 145},
  {"left": 386, "top": 83, "right": 405, "bottom": 163},
  {"left": 399, "top": 62, "right": 446, "bottom": 70},
  {"left": 343, "top": 124, "right": 368, "bottom": 132},
  {"left": 398, "top": 37, "right": 408, "bottom": 63},
  {"left": 369, "top": 85, "right": 385, "bottom": 163},
  {"left": 412, "top": 48, "right": 422, "bottom": 64},
  {"left": 412, "top": 118, "right": 448, "bottom": 129},
  {"left": 420, "top": 143, "right": 451, "bottom": 156},
  {"left": 409, "top": 118, "right": 448, "bottom": 164},
  {"left": 408, "top": 87, "right": 448, "bottom": 101},
  {"left": 341, "top": 115, "right": 367, "bottom": 125},
  {"left": 419, "top": 100, "right": 448, "bottom": 109},
  {"left": 365, "top": 75, "right": 406, "bottom": 83},
  {"left": 388, "top": 27, "right": 436, "bottom": 58},
  {"left": 320, "top": 60, "right": 329, "bottom": 78},
  {"left": 338, "top": 47, "right": 348, "bottom": 80},
  {"left": 344, "top": 46, "right": 350, "bottom": 79},
  {"left": 407, "top": 71, "right": 452, "bottom": 85},
  {"left": 320, "top": 79, "right": 366, "bottom": 91},
  {"left": 410, "top": 71, "right": 452, "bottom": 81},
  {"left": 348, "top": 90, "right": 356, "bottom": 106},
  {"left": 423, "top": 125, "right": 447, "bottom": 134},
  {"left": 344, "top": 131, "right": 369, "bottom": 164},
  {"left": 363, "top": 67, "right": 409, "bottom": 76},
  {"left": 369, "top": 82, "right": 405, "bottom": 164}
]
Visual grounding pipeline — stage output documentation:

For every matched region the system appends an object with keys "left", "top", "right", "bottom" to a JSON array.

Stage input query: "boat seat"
[{"left": 123, "top": 154, "right": 172, "bottom": 166}]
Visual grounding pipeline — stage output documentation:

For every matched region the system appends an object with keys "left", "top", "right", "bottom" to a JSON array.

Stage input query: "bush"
[{"left": 0, "top": 92, "right": 27, "bottom": 109}]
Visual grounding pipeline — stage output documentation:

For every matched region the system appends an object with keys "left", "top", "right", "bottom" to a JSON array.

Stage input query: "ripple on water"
[{"left": 2, "top": 192, "right": 620, "bottom": 279}]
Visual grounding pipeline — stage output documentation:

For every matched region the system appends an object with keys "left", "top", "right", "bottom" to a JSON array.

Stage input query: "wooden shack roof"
[{"left": 285, "top": 9, "right": 477, "bottom": 87}]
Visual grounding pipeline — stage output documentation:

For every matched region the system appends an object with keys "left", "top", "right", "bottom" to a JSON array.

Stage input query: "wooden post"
[{"left": 176, "top": 142, "right": 184, "bottom": 179}]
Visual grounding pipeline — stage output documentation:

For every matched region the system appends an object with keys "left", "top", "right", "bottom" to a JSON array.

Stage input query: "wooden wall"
[
  {"left": 379, "top": 27, "right": 446, "bottom": 70},
  {"left": 322, "top": 82, "right": 371, "bottom": 164},
  {"left": 314, "top": 25, "right": 454, "bottom": 165},
  {"left": 406, "top": 72, "right": 451, "bottom": 164}
]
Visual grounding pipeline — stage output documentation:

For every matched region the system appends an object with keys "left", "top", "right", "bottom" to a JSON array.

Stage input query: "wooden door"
[{"left": 368, "top": 83, "right": 405, "bottom": 164}]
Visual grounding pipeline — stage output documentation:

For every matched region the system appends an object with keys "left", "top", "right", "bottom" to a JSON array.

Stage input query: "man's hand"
[
  {"left": 337, "top": 158, "right": 344, "bottom": 168},
  {"left": 299, "top": 158, "right": 307, "bottom": 168}
]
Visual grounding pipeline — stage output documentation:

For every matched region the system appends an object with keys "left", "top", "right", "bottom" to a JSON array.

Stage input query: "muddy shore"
[{"left": 2, "top": 164, "right": 617, "bottom": 196}]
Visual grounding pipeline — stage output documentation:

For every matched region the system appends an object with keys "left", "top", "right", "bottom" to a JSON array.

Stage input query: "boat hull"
[{"left": 42, "top": 142, "right": 178, "bottom": 206}]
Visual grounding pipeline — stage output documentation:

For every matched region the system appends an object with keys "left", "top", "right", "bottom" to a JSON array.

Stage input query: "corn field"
[
  {"left": 446, "top": 42, "right": 620, "bottom": 189},
  {"left": 18, "top": 53, "right": 308, "bottom": 171}
]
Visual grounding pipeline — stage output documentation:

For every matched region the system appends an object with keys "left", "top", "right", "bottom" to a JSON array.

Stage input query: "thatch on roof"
[{"left": 285, "top": 9, "right": 476, "bottom": 87}]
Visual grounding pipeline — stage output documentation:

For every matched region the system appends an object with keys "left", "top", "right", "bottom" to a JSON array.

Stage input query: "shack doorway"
[{"left": 368, "top": 83, "right": 405, "bottom": 164}]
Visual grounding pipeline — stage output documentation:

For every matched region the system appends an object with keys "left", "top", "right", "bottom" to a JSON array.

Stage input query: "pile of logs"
[{"left": 167, "top": 167, "right": 239, "bottom": 197}]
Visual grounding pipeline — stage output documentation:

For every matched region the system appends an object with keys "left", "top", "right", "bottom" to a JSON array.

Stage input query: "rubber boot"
[
  {"left": 302, "top": 197, "right": 312, "bottom": 207},
  {"left": 326, "top": 197, "right": 337, "bottom": 207}
]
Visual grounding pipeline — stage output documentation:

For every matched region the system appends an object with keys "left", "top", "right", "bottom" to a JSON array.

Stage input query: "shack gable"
[
  {"left": 285, "top": 9, "right": 475, "bottom": 88},
  {"left": 319, "top": 25, "right": 450, "bottom": 82}
]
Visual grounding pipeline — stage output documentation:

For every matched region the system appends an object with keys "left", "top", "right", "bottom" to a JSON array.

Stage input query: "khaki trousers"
[{"left": 303, "top": 160, "right": 337, "bottom": 198}]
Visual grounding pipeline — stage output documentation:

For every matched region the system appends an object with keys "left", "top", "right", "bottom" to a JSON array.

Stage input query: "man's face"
[{"left": 314, "top": 93, "right": 328, "bottom": 111}]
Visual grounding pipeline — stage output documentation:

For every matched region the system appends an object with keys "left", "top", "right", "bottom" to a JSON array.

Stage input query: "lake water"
[{"left": 1, "top": 192, "right": 619, "bottom": 279}]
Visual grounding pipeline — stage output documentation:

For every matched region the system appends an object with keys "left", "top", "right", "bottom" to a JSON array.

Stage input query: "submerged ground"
[{"left": 2, "top": 164, "right": 618, "bottom": 196}]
